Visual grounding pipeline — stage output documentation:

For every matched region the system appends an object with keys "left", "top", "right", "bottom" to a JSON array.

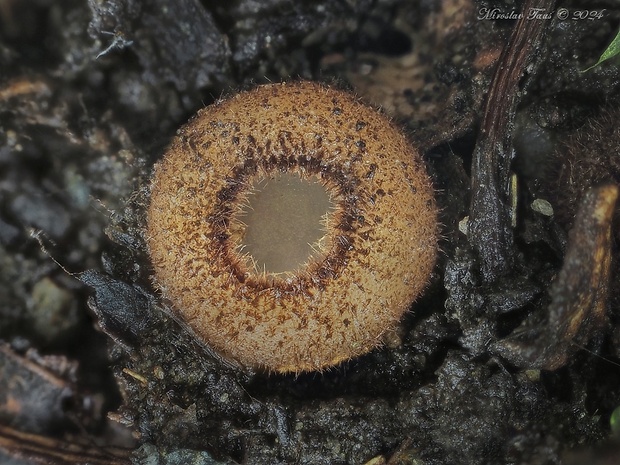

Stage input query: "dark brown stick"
[
  {"left": 0, "top": 425, "right": 131, "bottom": 465},
  {"left": 468, "top": 0, "right": 558, "bottom": 282}
]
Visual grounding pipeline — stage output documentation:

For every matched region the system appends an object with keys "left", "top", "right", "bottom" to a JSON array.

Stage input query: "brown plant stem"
[
  {"left": 468, "top": 0, "right": 558, "bottom": 282},
  {"left": 0, "top": 425, "right": 131, "bottom": 465}
]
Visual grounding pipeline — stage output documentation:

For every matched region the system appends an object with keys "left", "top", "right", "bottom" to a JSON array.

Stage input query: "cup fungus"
[{"left": 146, "top": 81, "right": 438, "bottom": 373}]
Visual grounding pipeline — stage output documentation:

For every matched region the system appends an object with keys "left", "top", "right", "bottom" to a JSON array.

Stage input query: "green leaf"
[
  {"left": 583, "top": 29, "right": 620, "bottom": 72},
  {"left": 611, "top": 405, "right": 620, "bottom": 435}
]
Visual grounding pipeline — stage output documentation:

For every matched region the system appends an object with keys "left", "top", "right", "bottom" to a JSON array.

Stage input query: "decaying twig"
[
  {"left": 0, "top": 425, "right": 131, "bottom": 465},
  {"left": 468, "top": 0, "right": 557, "bottom": 282}
]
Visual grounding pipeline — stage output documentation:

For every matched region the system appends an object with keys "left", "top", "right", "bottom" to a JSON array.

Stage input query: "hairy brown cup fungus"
[{"left": 146, "top": 81, "right": 438, "bottom": 373}]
